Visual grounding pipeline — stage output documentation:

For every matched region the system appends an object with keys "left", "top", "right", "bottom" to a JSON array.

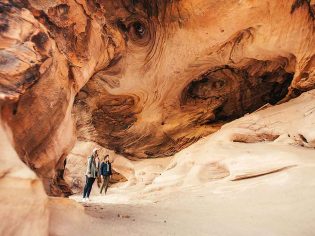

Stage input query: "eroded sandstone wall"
[
  {"left": 0, "top": 0, "right": 123, "bottom": 195},
  {"left": 0, "top": 119, "right": 49, "bottom": 235},
  {"left": 74, "top": 0, "right": 315, "bottom": 159},
  {"left": 0, "top": 0, "right": 315, "bottom": 196}
]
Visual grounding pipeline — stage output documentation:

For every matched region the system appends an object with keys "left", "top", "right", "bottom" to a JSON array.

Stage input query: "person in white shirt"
[{"left": 82, "top": 148, "right": 99, "bottom": 201}]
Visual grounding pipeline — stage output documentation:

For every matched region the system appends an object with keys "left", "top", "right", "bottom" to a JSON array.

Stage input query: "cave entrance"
[{"left": 181, "top": 63, "right": 294, "bottom": 124}]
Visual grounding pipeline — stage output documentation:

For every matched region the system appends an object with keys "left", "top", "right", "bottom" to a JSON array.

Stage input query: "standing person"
[
  {"left": 83, "top": 148, "right": 99, "bottom": 202},
  {"left": 100, "top": 155, "right": 113, "bottom": 195}
]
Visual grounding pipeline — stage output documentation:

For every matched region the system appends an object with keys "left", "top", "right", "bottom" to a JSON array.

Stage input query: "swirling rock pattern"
[
  {"left": 0, "top": 0, "right": 315, "bottom": 195},
  {"left": 75, "top": 0, "right": 315, "bottom": 158}
]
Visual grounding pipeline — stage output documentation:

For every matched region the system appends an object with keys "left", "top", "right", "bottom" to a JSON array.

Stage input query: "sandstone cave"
[{"left": 1, "top": 0, "right": 315, "bottom": 235}]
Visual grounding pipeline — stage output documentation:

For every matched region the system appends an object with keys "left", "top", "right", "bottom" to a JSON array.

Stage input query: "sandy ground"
[
  {"left": 50, "top": 163, "right": 315, "bottom": 236},
  {"left": 52, "top": 148, "right": 315, "bottom": 236}
]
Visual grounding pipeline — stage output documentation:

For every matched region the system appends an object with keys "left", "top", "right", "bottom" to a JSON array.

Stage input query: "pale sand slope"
[{"left": 52, "top": 90, "right": 315, "bottom": 236}]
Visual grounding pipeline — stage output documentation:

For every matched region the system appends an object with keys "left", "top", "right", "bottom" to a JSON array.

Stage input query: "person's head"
[
  {"left": 104, "top": 155, "right": 109, "bottom": 162},
  {"left": 92, "top": 148, "right": 99, "bottom": 158}
]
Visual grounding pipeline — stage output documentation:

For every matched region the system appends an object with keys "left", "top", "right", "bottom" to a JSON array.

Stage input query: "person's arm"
[
  {"left": 109, "top": 163, "right": 113, "bottom": 176},
  {"left": 96, "top": 161, "right": 100, "bottom": 177},
  {"left": 100, "top": 162, "right": 104, "bottom": 176},
  {"left": 86, "top": 157, "right": 91, "bottom": 175}
]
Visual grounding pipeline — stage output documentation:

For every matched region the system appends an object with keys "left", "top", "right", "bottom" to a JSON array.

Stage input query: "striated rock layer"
[
  {"left": 0, "top": 0, "right": 123, "bottom": 195},
  {"left": 75, "top": 0, "right": 315, "bottom": 159},
  {"left": 0, "top": 0, "right": 315, "bottom": 195}
]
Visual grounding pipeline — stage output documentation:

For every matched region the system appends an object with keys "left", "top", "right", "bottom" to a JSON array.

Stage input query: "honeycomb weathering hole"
[{"left": 181, "top": 64, "right": 294, "bottom": 124}]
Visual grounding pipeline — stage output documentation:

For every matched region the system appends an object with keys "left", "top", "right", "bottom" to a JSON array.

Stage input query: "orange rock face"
[
  {"left": 0, "top": 120, "right": 49, "bottom": 235},
  {"left": 0, "top": 0, "right": 122, "bottom": 195},
  {"left": 75, "top": 0, "right": 315, "bottom": 158},
  {"left": 0, "top": 0, "right": 315, "bottom": 196}
]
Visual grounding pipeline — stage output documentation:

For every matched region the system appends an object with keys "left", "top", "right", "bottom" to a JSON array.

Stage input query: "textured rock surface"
[
  {"left": 75, "top": 0, "right": 315, "bottom": 158},
  {"left": 68, "top": 90, "right": 315, "bottom": 236},
  {"left": 0, "top": 0, "right": 122, "bottom": 195},
  {"left": 1, "top": 0, "right": 315, "bottom": 195},
  {"left": 70, "top": 91, "right": 315, "bottom": 199},
  {"left": 149, "top": 90, "right": 315, "bottom": 189},
  {"left": 0, "top": 119, "right": 49, "bottom": 236},
  {"left": 0, "top": 1, "right": 315, "bottom": 235}
]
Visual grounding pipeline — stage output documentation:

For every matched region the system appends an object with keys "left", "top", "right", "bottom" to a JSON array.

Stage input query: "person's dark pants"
[
  {"left": 83, "top": 176, "right": 96, "bottom": 198},
  {"left": 100, "top": 175, "right": 110, "bottom": 194}
]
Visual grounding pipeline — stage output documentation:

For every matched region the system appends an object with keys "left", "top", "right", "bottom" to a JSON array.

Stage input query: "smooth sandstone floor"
[{"left": 51, "top": 163, "right": 315, "bottom": 236}]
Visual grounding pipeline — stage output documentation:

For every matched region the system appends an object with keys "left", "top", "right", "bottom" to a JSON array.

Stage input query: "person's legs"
[
  {"left": 83, "top": 175, "right": 89, "bottom": 198},
  {"left": 85, "top": 178, "right": 93, "bottom": 198},
  {"left": 86, "top": 177, "right": 96, "bottom": 198},
  {"left": 100, "top": 176, "right": 106, "bottom": 193},
  {"left": 104, "top": 176, "right": 110, "bottom": 194}
]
